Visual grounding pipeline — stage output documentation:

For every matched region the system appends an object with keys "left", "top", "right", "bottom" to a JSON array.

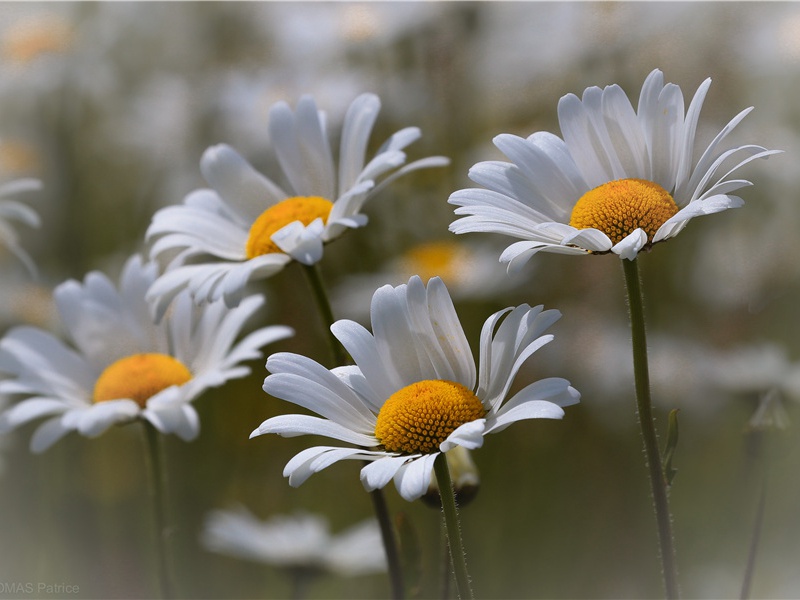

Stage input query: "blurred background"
[{"left": 0, "top": 2, "right": 798, "bottom": 599}]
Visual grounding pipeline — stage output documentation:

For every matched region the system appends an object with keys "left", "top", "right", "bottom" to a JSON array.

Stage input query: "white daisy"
[
  {"left": 0, "top": 255, "right": 293, "bottom": 453},
  {"left": 449, "top": 68, "right": 780, "bottom": 271},
  {"left": 251, "top": 275, "right": 579, "bottom": 502},
  {"left": 0, "top": 178, "right": 41, "bottom": 274},
  {"left": 145, "top": 92, "right": 449, "bottom": 319},
  {"left": 201, "top": 506, "right": 386, "bottom": 577}
]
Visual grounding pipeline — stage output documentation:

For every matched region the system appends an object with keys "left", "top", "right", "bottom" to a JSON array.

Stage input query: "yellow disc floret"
[
  {"left": 569, "top": 178, "right": 679, "bottom": 246},
  {"left": 93, "top": 353, "right": 193, "bottom": 408},
  {"left": 245, "top": 196, "right": 334, "bottom": 259},
  {"left": 375, "top": 380, "right": 486, "bottom": 454}
]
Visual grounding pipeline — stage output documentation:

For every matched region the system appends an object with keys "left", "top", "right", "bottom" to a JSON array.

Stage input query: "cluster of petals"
[
  {"left": 146, "top": 92, "right": 449, "bottom": 319},
  {"left": 449, "top": 68, "right": 780, "bottom": 270},
  {"left": 0, "top": 255, "right": 293, "bottom": 452},
  {"left": 251, "top": 276, "right": 579, "bottom": 502}
]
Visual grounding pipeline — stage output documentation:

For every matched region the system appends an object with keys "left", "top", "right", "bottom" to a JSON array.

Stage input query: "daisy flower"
[
  {"left": 201, "top": 507, "right": 386, "bottom": 577},
  {"left": 146, "top": 92, "right": 449, "bottom": 319},
  {"left": 251, "top": 275, "right": 579, "bottom": 502},
  {"left": 449, "top": 69, "right": 780, "bottom": 271},
  {"left": 0, "top": 255, "right": 293, "bottom": 452},
  {"left": 0, "top": 178, "right": 41, "bottom": 274}
]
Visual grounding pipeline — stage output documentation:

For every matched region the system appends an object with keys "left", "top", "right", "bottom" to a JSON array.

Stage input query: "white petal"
[
  {"left": 77, "top": 400, "right": 140, "bottom": 436},
  {"left": 200, "top": 144, "right": 287, "bottom": 219},
  {"left": 251, "top": 414, "right": 378, "bottom": 447},
  {"left": 271, "top": 218, "right": 325, "bottom": 265},
  {"left": 439, "top": 419, "right": 486, "bottom": 452},
  {"left": 611, "top": 229, "right": 648, "bottom": 260},
  {"left": 0, "top": 397, "right": 69, "bottom": 433},
  {"left": 393, "top": 453, "right": 438, "bottom": 502},
  {"left": 30, "top": 415, "right": 72, "bottom": 453},
  {"left": 360, "top": 455, "right": 410, "bottom": 491}
]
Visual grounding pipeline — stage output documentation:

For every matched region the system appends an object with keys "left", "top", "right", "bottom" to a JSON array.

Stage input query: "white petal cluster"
[
  {"left": 251, "top": 276, "right": 579, "bottom": 501},
  {"left": 449, "top": 69, "right": 779, "bottom": 270},
  {"left": 0, "top": 255, "right": 293, "bottom": 452}
]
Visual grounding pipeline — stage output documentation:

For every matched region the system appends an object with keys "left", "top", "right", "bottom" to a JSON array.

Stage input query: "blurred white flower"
[
  {"left": 252, "top": 276, "right": 578, "bottom": 502},
  {"left": 449, "top": 68, "right": 778, "bottom": 271},
  {"left": 0, "top": 255, "right": 292, "bottom": 452},
  {"left": 201, "top": 506, "right": 387, "bottom": 577},
  {"left": 709, "top": 343, "right": 800, "bottom": 403},
  {"left": 146, "top": 93, "right": 448, "bottom": 319}
]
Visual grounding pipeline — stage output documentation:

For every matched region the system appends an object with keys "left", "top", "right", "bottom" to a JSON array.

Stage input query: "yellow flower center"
[
  {"left": 398, "top": 241, "right": 466, "bottom": 285},
  {"left": 93, "top": 353, "right": 193, "bottom": 409},
  {"left": 375, "top": 380, "right": 486, "bottom": 454},
  {"left": 569, "top": 178, "right": 678, "bottom": 246},
  {"left": 245, "top": 196, "right": 333, "bottom": 259}
]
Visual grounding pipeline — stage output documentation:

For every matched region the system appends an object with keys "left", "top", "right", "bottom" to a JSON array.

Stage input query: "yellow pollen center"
[
  {"left": 399, "top": 241, "right": 466, "bottom": 285},
  {"left": 93, "top": 353, "right": 192, "bottom": 409},
  {"left": 245, "top": 196, "right": 333, "bottom": 259},
  {"left": 569, "top": 178, "right": 678, "bottom": 246},
  {"left": 375, "top": 380, "right": 486, "bottom": 454}
]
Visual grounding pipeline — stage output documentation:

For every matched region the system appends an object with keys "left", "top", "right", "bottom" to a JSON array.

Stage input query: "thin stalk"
[
  {"left": 143, "top": 422, "right": 175, "bottom": 599},
  {"left": 434, "top": 453, "right": 474, "bottom": 600},
  {"left": 622, "top": 257, "right": 679, "bottom": 599},
  {"left": 739, "top": 475, "right": 767, "bottom": 600},
  {"left": 300, "top": 262, "right": 404, "bottom": 599},
  {"left": 301, "top": 263, "right": 348, "bottom": 367},
  {"left": 369, "top": 487, "right": 406, "bottom": 600}
]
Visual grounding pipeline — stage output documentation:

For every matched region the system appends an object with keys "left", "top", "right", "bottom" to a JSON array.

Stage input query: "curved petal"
[
  {"left": 393, "top": 453, "right": 438, "bottom": 502},
  {"left": 251, "top": 414, "right": 378, "bottom": 447}
]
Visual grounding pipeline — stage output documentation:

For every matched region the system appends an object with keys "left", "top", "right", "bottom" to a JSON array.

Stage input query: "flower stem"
[
  {"left": 142, "top": 421, "right": 175, "bottom": 599},
  {"left": 622, "top": 257, "right": 679, "bottom": 599},
  {"left": 301, "top": 263, "right": 348, "bottom": 367},
  {"left": 739, "top": 474, "right": 766, "bottom": 600},
  {"left": 300, "top": 262, "right": 404, "bottom": 599},
  {"left": 434, "top": 453, "right": 474, "bottom": 600},
  {"left": 369, "top": 486, "right": 406, "bottom": 600}
]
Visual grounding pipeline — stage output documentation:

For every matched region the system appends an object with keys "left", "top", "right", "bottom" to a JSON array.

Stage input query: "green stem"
[
  {"left": 434, "top": 453, "right": 474, "bottom": 600},
  {"left": 301, "top": 263, "right": 348, "bottom": 367},
  {"left": 143, "top": 422, "right": 175, "bottom": 599},
  {"left": 622, "top": 258, "right": 679, "bottom": 599},
  {"left": 369, "top": 487, "right": 406, "bottom": 600},
  {"left": 300, "top": 262, "right": 404, "bottom": 599},
  {"left": 739, "top": 475, "right": 766, "bottom": 600}
]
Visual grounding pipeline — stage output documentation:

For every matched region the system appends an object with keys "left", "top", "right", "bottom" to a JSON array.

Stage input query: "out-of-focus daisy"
[
  {"left": 201, "top": 506, "right": 386, "bottom": 577},
  {"left": 0, "top": 178, "right": 41, "bottom": 274},
  {"left": 251, "top": 275, "right": 579, "bottom": 502},
  {"left": 449, "top": 68, "right": 779, "bottom": 271},
  {"left": 332, "top": 239, "right": 518, "bottom": 320},
  {"left": 145, "top": 93, "right": 448, "bottom": 319},
  {"left": 0, "top": 255, "right": 293, "bottom": 453},
  {"left": 710, "top": 342, "right": 800, "bottom": 403}
]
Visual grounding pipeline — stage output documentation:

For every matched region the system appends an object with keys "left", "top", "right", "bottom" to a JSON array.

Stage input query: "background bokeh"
[{"left": 0, "top": 2, "right": 798, "bottom": 599}]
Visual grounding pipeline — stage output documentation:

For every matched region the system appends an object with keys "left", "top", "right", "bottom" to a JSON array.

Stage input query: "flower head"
[
  {"left": 146, "top": 93, "right": 449, "bottom": 319},
  {"left": 449, "top": 69, "right": 779, "bottom": 271},
  {"left": 251, "top": 276, "right": 578, "bottom": 501},
  {"left": 0, "top": 178, "right": 41, "bottom": 274},
  {"left": 201, "top": 507, "right": 386, "bottom": 577},
  {"left": 0, "top": 255, "right": 293, "bottom": 452}
]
